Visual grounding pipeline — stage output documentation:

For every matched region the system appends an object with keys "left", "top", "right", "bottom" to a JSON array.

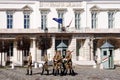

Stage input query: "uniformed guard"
[
  {"left": 52, "top": 51, "right": 57, "bottom": 75},
  {"left": 41, "top": 53, "right": 49, "bottom": 75},
  {"left": 52, "top": 51, "right": 62, "bottom": 76},
  {"left": 65, "top": 50, "right": 75, "bottom": 75},
  {"left": 26, "top": 52, "right": 32, "bottom": 75},
  {"left": 66, "top": 50, "right": 72, "bottom": 64}
]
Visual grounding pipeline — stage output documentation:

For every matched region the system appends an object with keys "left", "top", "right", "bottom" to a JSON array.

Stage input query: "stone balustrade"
[{"left": 0, "top": 27, "right": 120, "bottom": 34}]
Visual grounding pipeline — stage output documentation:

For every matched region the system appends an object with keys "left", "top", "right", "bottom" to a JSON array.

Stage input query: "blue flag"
[{"left": 53, "top": 18, "right": 62, "bottom": 24}]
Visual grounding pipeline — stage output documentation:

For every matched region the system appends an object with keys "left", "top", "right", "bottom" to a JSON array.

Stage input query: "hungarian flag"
[{"left": 53, "top": 18, "right": 62, "bottom": 24}]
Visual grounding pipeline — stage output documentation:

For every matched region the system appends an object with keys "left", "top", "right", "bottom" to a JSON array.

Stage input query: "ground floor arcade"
[{"left": 0, "top": 33, "right": 120, "bottom": 68}]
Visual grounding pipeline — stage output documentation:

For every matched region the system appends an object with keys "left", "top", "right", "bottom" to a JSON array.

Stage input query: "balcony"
[{"left": 0, "top": 27, "right": 120, "bottom": 34}]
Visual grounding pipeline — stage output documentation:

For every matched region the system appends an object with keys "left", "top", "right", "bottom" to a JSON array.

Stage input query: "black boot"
[
  {"left": 54, "top": 70, "right": 57, "bottom": 76},
  {"left": 52, "top": 69, "right": 54, "bottom": 75},
  {"left": 71, "top": 69, "right": 75, "bottom": 75},
  {"left": 47, "top": 70, "right": 49, "bottom": 75},
  {"left": 30, "top": 70, "right": 32, "bottom": 75},
  {"left": 57, "top": 69, "right": 59, "bottom": 75},
  {"left": 69, "top": 69, "right": 72, "bottom": 75},
  {"left": 26, "top": 69, "right": 29, "bottom": 75},
  {"left": 41, "top": 69, "right": 44, "bottom": 75}
]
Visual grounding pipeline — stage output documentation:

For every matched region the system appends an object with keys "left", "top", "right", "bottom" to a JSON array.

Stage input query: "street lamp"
[
  {"left": 88, "top": 39, "right": 91, "bottom": 60},
  {"left": 44, "top": 27, "right": 48, "bottom": 55}
]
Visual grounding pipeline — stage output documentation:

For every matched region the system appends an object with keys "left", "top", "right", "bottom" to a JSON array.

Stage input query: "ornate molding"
[
  {"left": 39, "top": 2, "right": 82, "bottom": 7},
  {"left": 39, "top": 8, "right": 50, "bottom": 11},
  {"left": 56, "top": 8, "right": 67, "bottom": 13},
  {"left": 39, "top": 8, "right": 50, "bottom": 14},
  {"left": 90, "top": 5, "right": 120, "bottom": 12},
  {"left": 22, "top": 5, "right": 33, "bottom": 14},
  {"left": 73, "top": 8, "right": 84, "bottom": 13},
  {"left": 90, "top": 5, "right": 101, "bottom": 11},
  {"left": 22, "top": 5, "right": 33, "bottom": 11},
  {"left": 0, "top": 5, "right": 33, "bottom": 12}
]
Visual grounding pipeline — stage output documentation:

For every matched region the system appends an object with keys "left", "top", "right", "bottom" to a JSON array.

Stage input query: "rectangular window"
[
  {"left": 91, "top": 12, "right": 97, "bottom": 29},
  {"left": 108, "top": 12, "right": 114, "bottom": 29},
  {"left": 7, "top": 13, "right": 13, "bottom": 29},
  {"left": 103, "top": 51, "right": 107, "bottom": 56},
  {"left": 58, "top": 12, "right": 64, "bottom": 29},
  {"left": 75, "top": 13, "right": 80, "bottom": 29},
  {"left": 24, "top": 13, "right": 30, "bottom": 29},
  {"left": 41, "top": 11, "right": 47, "bottom": 30}
]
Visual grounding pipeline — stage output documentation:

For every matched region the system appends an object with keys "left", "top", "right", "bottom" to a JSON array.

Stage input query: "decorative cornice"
[
  {"left": 39, "top": 8, "right": 50, "bottom": 11},
  {"left": 90, "top": 5, "right": 100, "bottom": 11},
  {"left": 22, "top": 5, "right": 33, "bottom": 11},
  {"left": 6, "top": 10, "right": 15, "bottom": 14},
  {"left": 0, "top": 5, "right": 33, "bottom": 12},
  {"left": 90, "top": 5, "right": 120, "bottom": 12},
  {"left": 39, "top": 8, "right": 50, "bottom": 14},
  {"left": 0, "top": 8, "right": 21, "bottom": 11},
  {"left": 0, "top": 1, "right": 35, "bottom": 4},
  {"left": 73, "top": 8, "right": 84, "bottom": 13},
  {"left": 56, "top": 8, "right": 67, "bottom": 13}
]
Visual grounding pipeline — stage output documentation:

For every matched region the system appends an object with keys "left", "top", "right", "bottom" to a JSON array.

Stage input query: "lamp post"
[
  {"left": 44, "top": 27, "right": 48, "bottom": 55},
  {"left": 88, "top": 39, "right": 91, "bottom": 60}
]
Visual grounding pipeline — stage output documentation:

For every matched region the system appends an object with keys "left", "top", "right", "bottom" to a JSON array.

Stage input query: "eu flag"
[{"left": 53, "top": 18, "right": 62, "bottom": 24}]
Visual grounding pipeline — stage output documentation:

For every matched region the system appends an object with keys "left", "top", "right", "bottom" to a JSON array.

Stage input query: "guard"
[
  {"left": 26, "top": 52, "right": 32, "bottom": 75},
  {"left": 52, "top": 51, "right": 62, "bottom": 76},
  {"left": 65, "top": 50, "right": 75, "bottom": 75},
  {"left": 41, "top": 53, "right": 49, "bottom": 75}
]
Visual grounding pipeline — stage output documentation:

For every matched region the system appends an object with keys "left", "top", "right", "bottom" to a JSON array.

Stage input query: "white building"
[{"left": 0, "top": 0, "right": 120, "bottom": 67}]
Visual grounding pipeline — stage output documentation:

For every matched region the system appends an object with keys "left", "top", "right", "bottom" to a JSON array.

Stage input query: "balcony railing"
[{"left": 0, "top": 27, "right": 120, "bottom": 34}]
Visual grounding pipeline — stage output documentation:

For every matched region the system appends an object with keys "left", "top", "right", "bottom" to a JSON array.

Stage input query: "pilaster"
[
  {"left": 48, "top": 35, "right": 55, "bottom": 61},
  {"left": 68, "top": 36, "right": 76, "bottom": 61},
  {"left": 30, "top": 38, "right": 36, "bottom": 62}
]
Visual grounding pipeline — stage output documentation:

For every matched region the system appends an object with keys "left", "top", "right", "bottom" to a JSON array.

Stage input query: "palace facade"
[{"left": 0, "top": 0, "right": 120, "bottom": 68}]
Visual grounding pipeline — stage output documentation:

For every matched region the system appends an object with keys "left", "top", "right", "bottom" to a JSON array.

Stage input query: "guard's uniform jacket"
[
  {"left": 41, "top": 54, "right": 49, "bottom": 75},
  {"left": 52, "top": 51, "right": 62, "bottom": 75},
  {"left": 26, "top": 53, "right": 32, "bottom": 75},
  {"left": 66, "top": 51, "right": 72, "bottom": 63},
  {"left": 65, "top": 50, "right": 75, "bottom": 75},
  {"left": 28, "top": 55, "right": 32, "bottom": 66},
  {"left": 43, "top": 54, "right": 49, "bottom": 70}
]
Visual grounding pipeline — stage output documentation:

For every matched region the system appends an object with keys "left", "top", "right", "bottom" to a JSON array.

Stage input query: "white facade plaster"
[{"left": 0, "top": 0, "right": 120, "bottom": 66}]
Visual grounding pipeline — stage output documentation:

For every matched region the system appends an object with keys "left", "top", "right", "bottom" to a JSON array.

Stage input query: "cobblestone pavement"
[{"left": 0, "top": 65, "right": 120, "bottom": 80}]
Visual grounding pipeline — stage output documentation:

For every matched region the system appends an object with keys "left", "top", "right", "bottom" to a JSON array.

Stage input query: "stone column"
[
  {"left": 17, "top": 50, "right": 22, "bottom": 66},
  {"left": 49, "top": 35, "right": 55, "bottom": 61},
  {"left": 0, "top": 52, "right": 6, "bottom": 66},
  {"left": 89, "top": 38, "right": 94, "bottom": 61},
  {"left": 30, "top": 38, "right": 36, "bottom": 62},
  {"left": 13, "top": 42, "right": 17, "bottom": 64}
]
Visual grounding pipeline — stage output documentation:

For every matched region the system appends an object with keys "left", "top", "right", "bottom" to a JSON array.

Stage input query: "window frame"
[
  {"left": 7, "top": 11, "right": 13, "bottom": 29},
  {"left": 24, "top": 12, "right": 30, "bottom": 29},
  {"left": 91, "top": 12, "right": 97, "bottom": 29},
  {"left": 108, "top": 11, "right": 114, "bottom": 29},
  {"left": 75, "top": 12, "right": 81, "bottom": 29},
  {"left": 40, "top": 10, "right": 49, "bottom": 30}
]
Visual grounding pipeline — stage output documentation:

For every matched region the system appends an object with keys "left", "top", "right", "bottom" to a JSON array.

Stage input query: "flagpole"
[{"left": 67, "top": 18, "right": 73, "bottom": 27}]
